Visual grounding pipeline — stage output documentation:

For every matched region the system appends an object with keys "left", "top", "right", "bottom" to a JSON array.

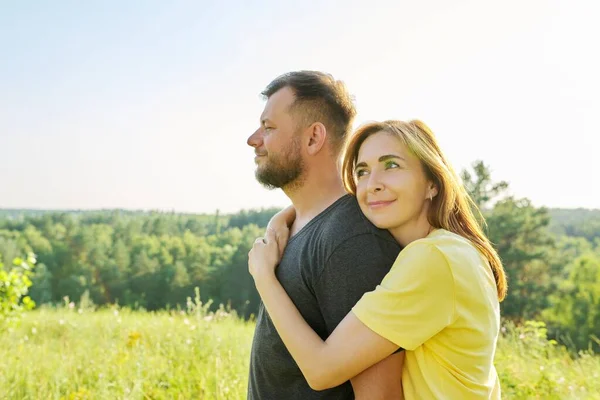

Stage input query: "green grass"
[
  {"left": 495, "top": 321, "right": 600, "bottom": 399},
  {"left": 1, "top": 309, "right": 599, "bottom": 399},
  {"left": 0, "top": 306, "right": 254, "bottom": 400}
]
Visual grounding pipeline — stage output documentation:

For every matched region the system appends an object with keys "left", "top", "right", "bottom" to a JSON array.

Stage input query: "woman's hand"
[
  {"left": 249, "top": 228, "right": 281, "bottom": 282},
  {"left": 267, "top": 206, "right": 296, "bottom": 257}
]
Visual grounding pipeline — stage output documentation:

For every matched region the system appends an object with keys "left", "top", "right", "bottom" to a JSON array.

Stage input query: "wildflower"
[
  {"left": 69, "top": 302, "right": 75, "bottom": 309},
  {"left": 59, "top": 319, "right": 65, "bottom": 325},
  {"left": 183, "top": 318, "right": 190, "bottom": 325},
  {"left": 127, "top": 331, "right": 142, "bottom": 348}
]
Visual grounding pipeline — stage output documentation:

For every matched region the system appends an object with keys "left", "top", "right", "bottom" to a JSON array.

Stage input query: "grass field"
[{"left": 1, "top": 304, "right": 599, "bottom": 399}]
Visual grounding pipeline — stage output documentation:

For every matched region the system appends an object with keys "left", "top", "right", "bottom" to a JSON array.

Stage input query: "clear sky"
[{"left": 1, "top": 0, "right": 598, "bottom": 213}]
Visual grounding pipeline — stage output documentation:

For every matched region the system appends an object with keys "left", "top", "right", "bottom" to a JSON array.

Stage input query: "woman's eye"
[
  {"left": 385, "top": 161, "right": 400, "bottom": 169},
  {"left": 355, "top": 169, "right": 368, "bottom": 178}
]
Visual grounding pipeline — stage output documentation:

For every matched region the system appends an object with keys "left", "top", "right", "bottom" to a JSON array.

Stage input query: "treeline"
[
  {"left": 1, "top": 162, "right": 600, "bottom": 351},
  {"left": 0, "top": 208, "right": 279, "bottom": 318}
]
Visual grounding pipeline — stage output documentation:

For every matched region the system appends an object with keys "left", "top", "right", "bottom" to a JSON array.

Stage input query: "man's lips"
[{"left": 367, "top": 200, "right": 396, "bottom": 209}]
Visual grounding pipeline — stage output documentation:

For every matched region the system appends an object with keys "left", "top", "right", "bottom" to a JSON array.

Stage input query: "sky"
[{"left": 1, "top": 0, "right": 598, "bottom": 213}]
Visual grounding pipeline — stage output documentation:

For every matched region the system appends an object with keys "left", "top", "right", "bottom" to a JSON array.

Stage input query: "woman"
[{"left": 249, "top": 119, "right": 507, "bottom": 399}]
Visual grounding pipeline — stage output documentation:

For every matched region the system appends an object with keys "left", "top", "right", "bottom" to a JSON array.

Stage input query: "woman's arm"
[
  {"left": 266, "top": 205, "right": 296, "bottom": 257},
  {"left": 267, "top": 205, "right": 296, "bottom": 229},
  {"left": 249, "top": 229, "right": 399, "bottom": 390}
]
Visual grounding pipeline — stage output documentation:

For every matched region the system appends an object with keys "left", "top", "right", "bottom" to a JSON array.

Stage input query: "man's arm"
[{"left": 351, "top": 352, "right": 404, "bottom": 400}]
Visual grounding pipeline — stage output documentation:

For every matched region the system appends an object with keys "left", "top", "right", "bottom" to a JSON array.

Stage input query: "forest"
[{"left": 2, "top": 161, "right": 600, "bottom": 352}]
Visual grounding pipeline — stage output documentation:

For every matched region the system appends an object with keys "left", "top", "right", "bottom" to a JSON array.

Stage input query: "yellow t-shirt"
[{"left": 352, "top": 229, "right": 501, "bottom": 400}]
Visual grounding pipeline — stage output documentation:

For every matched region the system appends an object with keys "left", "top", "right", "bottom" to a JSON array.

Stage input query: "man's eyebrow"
[
  {"left": 355, "top": 154, "right": 405, "bottom": 169},
  {"left": 261, "top": 118, "right": 273, "bottom": 125}
]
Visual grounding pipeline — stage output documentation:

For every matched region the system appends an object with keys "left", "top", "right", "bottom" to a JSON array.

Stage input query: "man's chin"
[
  {"left": 254, "top": 165, "right": 303, "bottom": 191},
  {"left": 255, "top": 173, "right": 279, "bottom": 190}
]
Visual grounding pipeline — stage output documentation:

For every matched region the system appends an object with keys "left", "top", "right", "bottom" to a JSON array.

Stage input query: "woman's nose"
[{"left": 367, "top": 172, "right": 384, "bottom": 193}]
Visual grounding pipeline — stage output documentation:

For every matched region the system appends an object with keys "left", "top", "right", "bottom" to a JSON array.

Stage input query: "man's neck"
[{"left": 283, "top": 168, "right": 347, "bottom": 235}]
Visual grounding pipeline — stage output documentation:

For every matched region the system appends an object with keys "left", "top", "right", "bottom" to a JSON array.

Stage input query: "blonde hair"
[{"left": 341, "top": 120, "right": 507, "bottom": 301}]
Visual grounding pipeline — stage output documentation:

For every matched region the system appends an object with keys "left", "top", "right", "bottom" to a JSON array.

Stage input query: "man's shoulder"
[
  {"left": 300, "top": 195, "right": 399, "bottom": 259},
  {"left": 286, "top": 195, "right": 400, "bottom": 269},
  {"left": 318, "top": 195, "right": 395, "bottom": 244}
]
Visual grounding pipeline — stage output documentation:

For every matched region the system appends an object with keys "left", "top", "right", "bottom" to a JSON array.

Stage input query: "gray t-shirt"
[{"left": 248, "top": 195, "right": 402, "bottom": 399}]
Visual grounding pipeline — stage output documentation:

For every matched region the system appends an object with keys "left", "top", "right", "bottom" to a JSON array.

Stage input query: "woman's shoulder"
[
  {"left": 398, "top": 229, "right": 482, "bottom": 269},
  {"left": 413, "top": 229, "right": 488, "bottom": 275},
  {"left": 381, "top": 234, "right": 455, "bottom": 293},
  {"left": 392, "top": 233, "right": 453, "bottom": 274},
  {"left": 400, "top": 229, "right": 465, "bottom": 252},
  {"left": 424, "top": 228, "right": 473, "bottom": 247}
]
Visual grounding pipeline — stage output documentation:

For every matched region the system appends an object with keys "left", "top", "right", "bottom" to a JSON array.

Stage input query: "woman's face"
[{"left": 354, "top": 131, "right": 434, "bottom": 232}]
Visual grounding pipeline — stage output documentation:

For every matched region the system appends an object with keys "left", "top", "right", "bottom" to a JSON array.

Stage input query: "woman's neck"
[{"left": 388, "top": 213, "right": 434, "bottom": 248}]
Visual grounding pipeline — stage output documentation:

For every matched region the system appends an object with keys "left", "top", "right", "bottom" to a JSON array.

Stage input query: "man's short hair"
[{"left": 262, "top": 71, "right": 357, "bottom": 155}]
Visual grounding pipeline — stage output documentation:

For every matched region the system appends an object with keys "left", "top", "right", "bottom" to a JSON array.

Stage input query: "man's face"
[{"left": 247, "top": 87, "right": 305, "bottom": 190}]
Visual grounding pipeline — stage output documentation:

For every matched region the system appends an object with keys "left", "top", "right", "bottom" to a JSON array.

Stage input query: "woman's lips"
[{"left": 367, "top": 200, "right": 396, "bottom": 209}]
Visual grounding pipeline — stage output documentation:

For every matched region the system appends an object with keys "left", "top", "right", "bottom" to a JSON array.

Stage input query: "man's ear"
[{"left": 306, "top": 122, "right": 327, "bottom": 156}]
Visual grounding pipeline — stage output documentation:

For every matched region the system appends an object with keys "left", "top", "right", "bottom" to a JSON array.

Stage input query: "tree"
[
  {"left": 204, "top": 224, "right": 263, "bottom": 317},
  {"left": 28, "top": 262, "right": 53, "bottom": 304},
  {"left": 461, "top": 161, "right": 555, "bottom": 320},
  {"left": 543, "top": 254, "right": 600, "bottom": 352},
  {"left": 487, "top": 197, "right": 555, "bottom": 319},
  {"left": 0, "top": 252, "right": 36, "bottom": 328},
  {"left": 461, "top": 160, "right": 508, "bottom": 210}
]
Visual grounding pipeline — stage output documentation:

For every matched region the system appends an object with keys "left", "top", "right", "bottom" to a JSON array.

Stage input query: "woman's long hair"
[{"left": 341, "top": 120, "right": 507, "bottom": 301}]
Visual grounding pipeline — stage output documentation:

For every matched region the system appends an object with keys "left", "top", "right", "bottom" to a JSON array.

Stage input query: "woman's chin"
[{"left": 365, "top": 214, "right": 393, "bottom": 230}]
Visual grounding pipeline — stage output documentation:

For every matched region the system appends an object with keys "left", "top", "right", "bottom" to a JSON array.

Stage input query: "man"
[{"left": 247, "top": 71, "right": 403, "bottom": 399}]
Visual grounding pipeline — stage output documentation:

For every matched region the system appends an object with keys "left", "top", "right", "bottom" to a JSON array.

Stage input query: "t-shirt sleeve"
[
  {"left": 314, "top": 233, "right": 399, "bottom": 335},
  {"left": 352, "top": 242, "right": 455, "bottom": 351}
]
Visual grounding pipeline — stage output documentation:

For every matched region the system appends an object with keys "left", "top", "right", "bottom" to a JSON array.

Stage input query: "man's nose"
[{"left": 247, "top": 128, "right": 262, "bottom": 148}]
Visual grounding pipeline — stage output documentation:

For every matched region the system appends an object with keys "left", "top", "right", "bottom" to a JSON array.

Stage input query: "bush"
[{"left": 0, "top": 252, "right": 36, "bottom": 329}]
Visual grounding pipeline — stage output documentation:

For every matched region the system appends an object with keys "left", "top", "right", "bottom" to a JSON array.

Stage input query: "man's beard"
[{"left": 255, "top": 139, "right": 304, "bottom": 190}]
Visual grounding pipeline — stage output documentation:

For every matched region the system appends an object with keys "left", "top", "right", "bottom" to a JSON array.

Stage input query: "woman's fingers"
[
  {"left": 277, "top": 229, "right": 289, "bottom": 257},
  {"left": 266, "top": 228, "right": 277, "bottom": 243}
]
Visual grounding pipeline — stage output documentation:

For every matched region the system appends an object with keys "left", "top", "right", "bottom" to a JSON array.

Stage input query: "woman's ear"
[{"left": 429, "top": 183, "right": 439, "bottom": 200}]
